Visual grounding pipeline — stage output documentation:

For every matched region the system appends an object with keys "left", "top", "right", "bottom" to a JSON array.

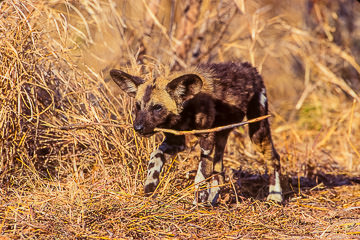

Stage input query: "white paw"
[
  {"left": 266, "top": 192, "right": 283, "bottom": 203},
  {"left": 208, "top": 179, "right": 220, "bottom": 206}
]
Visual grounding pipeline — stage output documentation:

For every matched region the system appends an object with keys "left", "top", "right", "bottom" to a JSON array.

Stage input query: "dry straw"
[{"left": 1, "top": 0, "right": 360, "bottom": 239}]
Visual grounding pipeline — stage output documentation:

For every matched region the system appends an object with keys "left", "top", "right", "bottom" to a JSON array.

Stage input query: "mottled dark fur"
[{"left": 110, "top": 62, "right": 282, "bottom": 204}]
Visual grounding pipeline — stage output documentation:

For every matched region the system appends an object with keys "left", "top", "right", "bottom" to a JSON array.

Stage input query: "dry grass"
[{"left": 0, "top": 0, "right": 359, "bottom": 239}]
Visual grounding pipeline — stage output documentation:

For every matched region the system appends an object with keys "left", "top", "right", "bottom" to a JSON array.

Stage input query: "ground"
[{"left": 0, "top": 0, "right": 359, "bottom": 239}]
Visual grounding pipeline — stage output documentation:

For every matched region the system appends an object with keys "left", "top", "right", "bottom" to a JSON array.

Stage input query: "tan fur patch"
[
  {"left": 195, "top": 112, "right": 208, "bottom": 128},
  {"left": 135, "top": 81, "right": 178, "bottom": 114},
  {"left": 151, "top": 87, "right": 178, "bottom": 114},
  {"left": 135, "top": 68, "right": 217, "bottom": 115},
  {"left": 168, "top": 67, "right": 215, "bottom": 94}
]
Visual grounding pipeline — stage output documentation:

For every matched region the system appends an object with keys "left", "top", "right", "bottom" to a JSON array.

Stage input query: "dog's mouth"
[{"left": 136, "top": 130, "right": 156, "bottom": 137}]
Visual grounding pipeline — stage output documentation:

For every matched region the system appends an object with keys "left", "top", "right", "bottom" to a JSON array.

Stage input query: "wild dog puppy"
[{"left": 110, "top": 62, "right": 282, "bottom": 205}]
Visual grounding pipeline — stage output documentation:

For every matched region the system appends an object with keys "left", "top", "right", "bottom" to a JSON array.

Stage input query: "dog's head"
[{"left": 110, "top": 69, "right": 203, "bottom": 136}]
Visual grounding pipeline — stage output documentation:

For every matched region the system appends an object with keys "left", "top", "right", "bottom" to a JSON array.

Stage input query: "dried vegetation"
[{"left": 0, "top": 0, "right": 359, "bottom": 239}]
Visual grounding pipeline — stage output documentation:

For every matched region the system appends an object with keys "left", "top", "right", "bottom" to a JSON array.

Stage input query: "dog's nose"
[{"left": 134, "top": 123, "right": 144, "bottom": 133}]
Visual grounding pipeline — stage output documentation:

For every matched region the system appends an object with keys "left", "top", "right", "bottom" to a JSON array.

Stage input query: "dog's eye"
[
  {"left": 152, "top": 104, "right": 163, "bottom": 112},
  {"left": 135, "top": 102, "right": 141, "bottom": 110}
]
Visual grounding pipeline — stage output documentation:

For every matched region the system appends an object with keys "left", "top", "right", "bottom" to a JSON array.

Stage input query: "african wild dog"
[{"left": 110, "top": 62, "right": 282, "bottom": 204}]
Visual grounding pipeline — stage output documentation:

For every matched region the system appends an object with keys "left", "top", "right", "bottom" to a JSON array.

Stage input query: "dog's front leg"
[
  {"left": 144, "top": 134, "right": 185, "bottom": 196},
  {"left": 193, "top": 133, "right": 215, "bottom": 204}
]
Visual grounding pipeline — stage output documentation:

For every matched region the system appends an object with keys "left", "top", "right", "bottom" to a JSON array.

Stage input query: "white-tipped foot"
[
  {"left": 266, "top": 192, "right": 283, "bottom": 203},
  {"left": 267, "top": 171, "right": 283, "bottom": 202},
  {"left": 207, "top": 178, "right": 220, "bottom": 206}
]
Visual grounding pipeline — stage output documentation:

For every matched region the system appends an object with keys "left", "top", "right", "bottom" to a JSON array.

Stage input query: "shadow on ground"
[{"left": 228, "top": 169, "right": 360, "bottom": 203}]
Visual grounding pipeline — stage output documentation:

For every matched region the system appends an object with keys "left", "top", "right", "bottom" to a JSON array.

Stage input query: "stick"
[
  {"left": 154, "top": 115, "right": 271, "bottom": 135},
  {"left": 59, "top": 115, "right": 271, "bottom": 134}
]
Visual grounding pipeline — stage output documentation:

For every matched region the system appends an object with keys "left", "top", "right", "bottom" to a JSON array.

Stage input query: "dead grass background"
[{"left": 0, "top": 0, "right": 359, "bottom": 239}]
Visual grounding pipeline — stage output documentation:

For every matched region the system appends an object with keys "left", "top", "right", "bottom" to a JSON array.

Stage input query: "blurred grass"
[{"left": 0, "top": 0, "right": 360, "bottom": 238}]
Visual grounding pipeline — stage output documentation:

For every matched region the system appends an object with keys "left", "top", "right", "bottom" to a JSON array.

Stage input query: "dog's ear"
[
  {"left": 166, "top": 74, "right": 203, "bottom": 104},
  {"left": 110, "top": 69, "right": 144, "bottom": 97}
]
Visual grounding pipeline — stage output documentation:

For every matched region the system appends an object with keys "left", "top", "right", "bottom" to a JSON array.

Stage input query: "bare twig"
[
  {"left": 197, "top": 6, "right": 238, "bottom": 63},
  {"left": 154, "top": 115, "right": 271, "bottom": 135},
  {"left": 59, "top": 115, "right": 270, "bottom": 134}
]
